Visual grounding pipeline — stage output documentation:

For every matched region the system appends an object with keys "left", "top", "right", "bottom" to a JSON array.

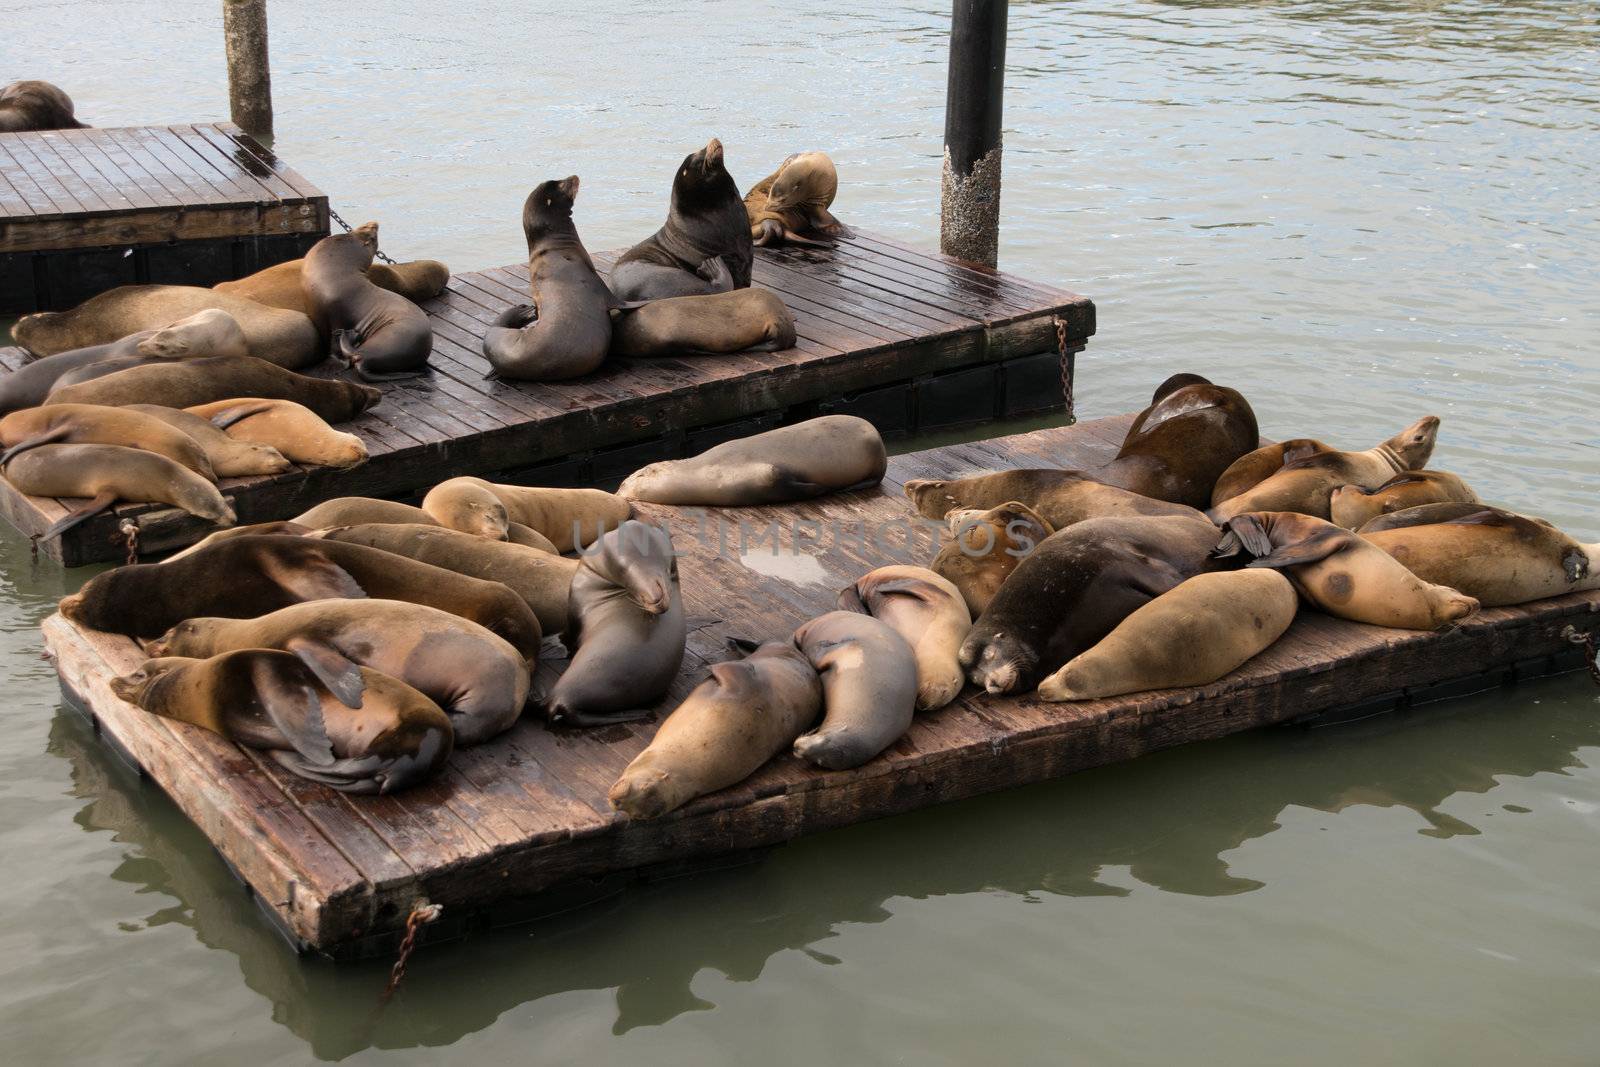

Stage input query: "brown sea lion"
[
  {"left": 545, "top": 522, "right": 685, "bottom": 726},
  {"left": 44, "top": 356, "right": 381, "bottom": 423},
  {"left": 1328, "top": 470, "right": 1480, "bottom": 530},
  {"left": 165, "top": 521, "right": 316, "bottom": 560},
  {"left": 3, "top": 443, "right": 234, "bottom": 540},
  {"left": 1215, "top": 511, "right": 1478, "bottom": 629},
  {"left": 609, "top": 138, "right": 754, "bottom": 302},
  {"left": 1358, "top": 505, "right": 1600, "bottom": 607},
  {"left": 422, "top": 477, "right": 630, "bottom": 553},
  {"left": 905, "top": 468, "right": 1201, "bottom": 529},
  {"left": 302, "top": 224, "right": 433, "bottom": 380},
  {"left": 111, "top": 650, "right": 452, "bottom": 794},
  {"left": 215, "top": 257, "right": 450, "bottom": 322},
  {"left": 837, "top": 565, "right": 971, "bottom": 710},
  {"left": 618, "top": 415, "right": 886, "bottom": 506},
  {"left": 960, "top": 513, "right": 1223, "bottom": 695},
  {"left": 1090, "top": 374, "right": 1259, "bottom": 508},
  {"left": 297, "top": 495, "right": 556, "bottom": 552},
  {"left": 1037, "top": 570, "right": 1298, "bottom": 701},
  {"left": 1208, "top": 417, "right": 1440, "bottom": 523},
  {"left": 610, "top": 288, "right": 796, "bottom": 357},
  {"left": 0, "top": 80, "right": 88, "bottom": 131},
  {"left": 607, "top": 640, "right": 822, "bottom": 819},
  {"left": 791, "top": 610, "right": 919, "bottom": 770},
  {"left": 931, "top": 502, "right": 1054, "bottom": 617},
  {"left": 0, "top": 404, "right": 214, "bottom": 480},
  {"left": 1211, "top": 439, "right": 1333, "bottom": 506},
  {"left": 122, "top": 404, "right": 291, "bottom": 478},
  {"left": 744, "top": 151, "right": 846, "bottom": 246},
  {"left": 482, "top": 177, "right": 616, "bottom": 381},
  {"left": 186, "top": 398, "right": 368, "bottom": 469},
  {"left": 12, "top": 287, "right": 319, "bottom": 368},
  {"left": 147, "top": 599, "right": 530, "bottom": 746}
]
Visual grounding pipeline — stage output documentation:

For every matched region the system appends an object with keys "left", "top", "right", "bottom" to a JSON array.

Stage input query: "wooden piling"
[
  {"left": 941, "top": 0, "right": 1008, "bottom": 268},
  {"left": 222, "top": 0, "right": 273, "bottom": 141}
]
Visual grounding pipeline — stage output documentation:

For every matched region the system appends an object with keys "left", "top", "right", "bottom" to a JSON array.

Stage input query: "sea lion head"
[
  {"left": 109, "top": 656, "right": 193, "bottom": 707},
  {"left": 144, "top": 616, "right": 223, "bottom": 659},
  {"left": 351, "top": 221, "right": 379, "bottom": 254},
  {"left": 581, "top": 520, "right": 676, "bottom": 614},
  {"left": 422, "top": 478, "right": 511, "bottom": 540},
  {"left": 521, "top": 176, "right": 581, "bottom": 242},
  {"left": 766, "top": 151, "right": 838, "bottom": 213},
  {"left": 1383, "top": 415, "right": 1441, "bottom": 470},
  {"left": 672, "top": 138, "right": 738, "bottom": 213},
  {"left": 958, "top": 630, "right": 1037, "bottom": 695},
  {"left": 134, "top": 309, "right": 249, "bottom": 360},
  {"left": 310, "top": 229, "right": 378, "bottom": 273}
]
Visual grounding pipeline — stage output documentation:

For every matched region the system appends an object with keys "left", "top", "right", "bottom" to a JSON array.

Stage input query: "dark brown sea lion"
[
  {"left": 482, "top": 177, "right": 615, "bottom": 381},
  {"left": 422, "top": 477, "right": 630, "bottom": 553},
  {"left": 744, "top": 151, "right": 846, "bottom": 247},
  {"left": 111, "top": 650, "right": 452, "bottom": 794},
  {"left": 609, "top": 138, "right": 754, "bottom": 302},
  {"left": 44, "top": 356, "right": 381, "bottom": 423},
  {"left": 302, "top": 223, "right": 433, "bottom": 380},
  {"left": 148, "top": 599, "right": 531, "bottom": 746},
  {"left": 791, "top": 610, "right": 918, "bottom": 770},
  {"left": 1211, "top": 439, "right": 1333, "bottom": 507},
  {"left": 1091, "top": 374, "right": 1259, "bottom": 507},
  {"left": 959, "top": 513, "right": 1223, "bottom": 694},
  {"left": 929, "top": 501, "right": 1054, "bottom": 618},
  {"left": 610, "top": 288, "right": 796, "bottom": 357},
  {"left": 607, "top": 640, "right": 823, "bottom": 819},
  {"left": 123, "top": 404, "right": 291, "bottom": 478},
  {"left": 215, "top": 256, "right": 450, "bottom": 323},
  {"left": 1327, "top": 470, "right": 1480, "bottom": 530},
  {"left": 186, "top": 398, "right": 368, "bottom": 469},
  {"left": 3, "top": 443, "right": 234, "bottom": 539},
  {"left": 0, "top": 404, "right": 214, "bottom": 480},
  {"left": 837, "top": 565, "right": 971, "bottom": 710},
  {"left": 905, "top": 468, "right": 1201, "bottom": 529},
  {"left": 0, "top": 80, "right": 87, "bottom": 131}
]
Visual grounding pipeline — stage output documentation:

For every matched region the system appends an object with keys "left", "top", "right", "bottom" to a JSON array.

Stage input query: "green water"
[{"left": 3, "top": 1, "right": 1598, "bottom": 1063}]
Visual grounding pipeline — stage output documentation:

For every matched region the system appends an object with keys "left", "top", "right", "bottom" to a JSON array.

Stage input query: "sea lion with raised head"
[
  {"left": 1211, "top": 439, "right": 1334, "bottom": 506},
  {"left": 1214, "top": 511, "right": 1478, "bottom": 629},
  {"left": 111, "top": 650, "right": 452, "bottom": 794},
  {"left": 905, "top": 468, "right": 1201, "bottom": 529},
  {"left": 122, "top": 404, "right": 291, "bottom": 478},
  {"left": 1036, "top": 569, "right": 1299, "bottom": 701},
  {"left": 1091, "top": 374, "right": 1259, "bottom": 508},
  {"left": 0, "top": 404, "right": 214, "bottom": 480},
  {"left": 0, "top": 80, "right": 88, "bottom": 131},
  {"left": 215, "top": 257, "right": 450, "bottom": 322},
  {"left": 482, "top": 176, "right": 615, "bottom": 381},
  {"left": 610, "top": 288, "right": 796, "bottom": 357},
  {"left": 45, "top": 356, "right": 381, "bottom": 423},
  {"left": 608, "top": 640, "right": 822, "bottom": 819},
  {"left": 302, "top": 223, "right": 433, "bottom": 380},
  {"left": 3, "top": 443, "right": 234, "bottom": 540},
  {"left": 609, "top": 138, "right": 754, "bottom": 302},
  {"left": 791, "top": 610, "right": 919, "bottom": 770},
  {"left": 618, "top": 415, "right": 886, "bottom": 506},
  {"left": 930, "top": 501, "right": 1054, "bottom": 617},
  {"left": 422, "top": 477, "right": 630, "bottom": 553},
  {"left": 837, "top": 566, "right": 971, "bottom": 710},
  {"left": 1327, "top": 470, "right": 1480, "bottom": 530},
  {"left": 186, "top": 398, "right": 368, "bottom": 469},
  {"left": 744, "top": 151, "right": 846, "bottom": 247}
]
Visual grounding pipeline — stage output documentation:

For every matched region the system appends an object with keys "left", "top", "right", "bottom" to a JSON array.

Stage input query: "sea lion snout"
[
  {"left": 704, "top": 138, "right": 723, "bottom": 168},
  {"left": 57, "top": 592, "right": 84, "bottom": 621}
]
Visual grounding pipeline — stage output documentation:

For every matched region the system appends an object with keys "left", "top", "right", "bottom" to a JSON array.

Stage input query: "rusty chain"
[
  {"left": 328, "top": 205, "right": 399, "bottom": 265},
  {"left": 1564, "top": 626, "right": 1600, "bottom": 688},
  {"left": 380, "top": 900, "right": 442, "bottom": 1003},
  {"left": 1053, "top": 316, "right": 1076, "bottom": 424},
  {"left": 116, "top": 519, "right": 140, "bottom": 567}
]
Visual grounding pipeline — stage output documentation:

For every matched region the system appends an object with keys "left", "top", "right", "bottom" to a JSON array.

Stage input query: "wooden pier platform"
[
  {"left": 1, "top": 231, "right": 1095, "bottom": 565},
  {"left": 0, "top": 122, "right": 328, "bottom": 314},
  {"left": 41, "top": 415, "right": 1600, "bottom": 959}
]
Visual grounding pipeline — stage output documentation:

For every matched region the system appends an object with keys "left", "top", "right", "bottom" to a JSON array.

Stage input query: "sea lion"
[
  {"left": 905, "top": 468, "right": 1201, "bottom": 529},
  {"left": 422, "top": 477, "right": 630, "bottom": 553},
  {"left": 148, "top": 599, "right": 530, "bottom": 746},
  {"left": 111, "top": 650, "right": 452, "bottom": 794},
  {"left": 0, "top": 404, "right": 214, "bottom": 480},
  {"left": 929, "top": 501, "right": 1054, "bottom": 617},
  {"left": 607, "top": 640, "right": 822, "bottom": 819},
  {"left": 618, "top": 415, "right": 887, "bottom": 506},
  {"left": 1211, "top": 439, "right": 1333, "bottom": 506},
  {"left": 165, "top": 521, "right": 316, "bottom": 560},
  {"left": 1214, "top": 511, "right": 1478, "bottom": 629},
  {"left": 1090, "top": 374, "right": 1259, "bottom": 508},
  {"left": 791, "top": 610, "right": 919, "bottom": 769},
  {"left": 3, "top": 443, "right": 234, "bottom": 539},
  {"left": 0, "top": 80, "right": 87, "bottom": 131},
  {"left": 837, "top": 565, "right": 971, "bottom": 710},
  {"left": 294, "top": 495, "right": 556, "bottom": 552},
  {"left": 123, "top": 405, "right": 291, "bottom": 478},
  {"left": 482, "top": 176, "right": 616, "bottom": 381},
  {"left": 13, "top": 287, "right": 319, "bottom": 368},
  {"left": 302, "top": 223, "right": 433, "bottom": 380},
  {"left": 545, "top": 522, "right": 685, "bottom": 726},
  {"left": 744, "top": 151, "right": 846, "bottom": 247},
  {"left": 960, "top": 513, "right": 1222, "bottom": 695},
  {"left": 610, "top": 288, "right": 796, "bottom": 357},
  {"left": 215, "top": 257, "right": 450, "bottom": 322},
  {"left": 1358, "top": 505, "right": 1600, "bottom": 607},
  {"left": 1327, "top": 470, "right": 1480, "bottom": 530},
  {"left": 44, "top": 356, "right": 381, "bottom": 423},
  {"left": 60, "top": 534, "right": 542, "bottom": 659},
  {"left": 186, "top": 398, "right": 368, "bottom": 469},
  {"left": 1036, "top": 570, "right": 1298, "bottom": 701},
  {"left": 318, "top": 523, "right": 578, "bottom": 634},
  {"left": 1208, "top": 417, "right": 1440, "bottom": 524},
  {"left": 609, "top": 138, "right": 754, "bottom": 302}
]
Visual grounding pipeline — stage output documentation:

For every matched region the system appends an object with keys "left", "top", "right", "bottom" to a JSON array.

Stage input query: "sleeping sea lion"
[
  {"left": 1090, "top": 374, "right": 1259, "bottom": 508},
  {"left": 2, "top": 443, "right": 234, "bottom": 540},
  {"left": 111, "top": 650, "right": 452, "bottom": 794},
  {"left": 929, "top": 501, "right": 1054, "bottom": 617},
  {"left": 295, "top": 495, "right": 556, "bottom": 552},
  {"left": 0, "top": 404, "right": 214, "bottom": 480},
  {"left": 1327, "top": 470, "right": 1480, "bottom": 530},
  {"left": 186, "top": 398, "right": 368, "bottom": 469},
  {"left": 1211, "top": 438, "right": 1333, "bottom": 506},
  {"left": 610, "top": 288, "right": 796, "bottom": 357},
  {"left": 791, "top": 610, "right": 919, "bottom": 770},
  {"left": 422, "top": 477, "right": 630, "bottom": 553},
  {"left": 44, "top": 356, "right": 382, "bottom": 423},
  {"left": 0, "top": 80, "right": 88, "bottom": 131},
  {"left": 744, "top": 151, "right": 846, "bottom": 246},
  {"left": 609, "top": 138, "right": 753, "bottom": 302},
  {"left": 123, "top": 405, "right": 291, "bottom": 478},
  {"left": 905, "top": 468, "right": 1200, "bottom": 529},
  {"left": 837, "top": 565, "right": 971, "bottom": 710},
  {"left": 215, "top": 256, "right": 450, "bottom": 323},
  {"left": 302, "top": 223, "right": 433, "bottom": 380}
]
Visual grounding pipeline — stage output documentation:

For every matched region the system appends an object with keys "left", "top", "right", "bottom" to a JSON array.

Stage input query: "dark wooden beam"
[
  {"left": 941, "top": 0, "right": 1008, "bottom": 268},
  {"left": 223, "top": 0, "right": 274, "bottom": 140}
]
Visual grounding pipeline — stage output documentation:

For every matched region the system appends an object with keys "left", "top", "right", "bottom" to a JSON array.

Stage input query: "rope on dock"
[
  {"left": 1562, "top": 626, "right": 1600, "bottom": 687},
  {"left": 379, "top": 899, "right": 442, "bottom": 1003},
  {"left": 328, "top": 205, "right": 399, "bottom": 266},
  {"left": 1053, "top": 316, "right": 1076, "bottom": 424}
]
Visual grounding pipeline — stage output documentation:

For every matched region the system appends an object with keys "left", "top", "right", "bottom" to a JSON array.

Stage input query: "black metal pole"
[
  {"left": 941, "top": 0, "right": 1008, "bottom": 268},
  {"left": 223, "top": 0, "right": 274, "bottom": 141}
]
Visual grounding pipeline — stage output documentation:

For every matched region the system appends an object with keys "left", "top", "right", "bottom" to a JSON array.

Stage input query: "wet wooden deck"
[
  {"left": 1, "top": 231, "right": 1094, "bottom": 565},
  {"left": 41, "top": 415, "right": 1600, "bottom": 958}
]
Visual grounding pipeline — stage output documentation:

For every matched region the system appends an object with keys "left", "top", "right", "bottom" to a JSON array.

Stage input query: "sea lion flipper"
[
  {"left": 696, "top": 255, "right": 734, "bottom": 291},
  {"left": 724, "top": 636, "right": 761, "bottom": 656},
  {"left": 1217, "top": 515, "right": 1274, "bottom": 560},
  {"left": 269, "top": 749, "right": 386, "bottom": 793},
  {"left": 249, "top": 656, "right": 338, "bottom": 766},
  {"left": 779, "top": 229, "right": 835, "bottom": 249},
  {"left": 0, "top": 424, "right": 71, "bottom": 464},
  {"left": 283, "top": 637, "right": 366, "bottom": 709},
  {"left": 258, "top": 548, "right": 369, "bottom": 602},
  {"left": 40, "top": 490, "right": 119, "bottom": 541},
  {"left": 835, "top": 583, "right": 868, "bottom": 613},
  {"left": 203, "top": 400, "right": 278, "bottom": 431},
  {"left": 353, "top": 364, "right": 427, "bottom": 383},
  {"left": 333, "top": 330, "right": 361, "bottom": 366}
]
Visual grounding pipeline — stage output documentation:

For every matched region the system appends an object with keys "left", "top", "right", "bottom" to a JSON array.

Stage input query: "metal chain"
[
  {"left": 380, "top": 900, "right": 442, "bottom": 1003},
  {"left": 1053, "top": 316, "right": 1076, "bottom": 425},
  {"left": 117, "top": 519, "right": 139, "bottom": 567},
  {"left": 328, "top": 205, "right": 399, "bottom": 265},
  {"left": 1564, "top": 626, "right": 1600, "bottom": 687}
]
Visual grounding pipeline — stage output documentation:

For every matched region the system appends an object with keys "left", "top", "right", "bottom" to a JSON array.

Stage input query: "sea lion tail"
[
  {"left": 40, "top": 490, "right": 119, "bottom": 542},
  {"left": 0, "top": 425, "right": 71, "bottom": 465},
  {"left": 353, "top": 364, "right": 428, "bottom": 383}
]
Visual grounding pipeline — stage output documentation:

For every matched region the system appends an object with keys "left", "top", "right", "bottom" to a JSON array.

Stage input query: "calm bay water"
[{"left": 1, "top": 2, "right": 1598, "bottom": 1063}]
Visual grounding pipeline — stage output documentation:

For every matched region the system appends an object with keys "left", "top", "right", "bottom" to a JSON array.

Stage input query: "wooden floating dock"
[
  {"left": 42, "top": 414, "right": 1600, "bottom": 959},
  {"left": 1, "top": 231, "right": 1095, "bottom": 565},
  {"left": 0, "top": 122, "right": 328, "bottom": 314}
]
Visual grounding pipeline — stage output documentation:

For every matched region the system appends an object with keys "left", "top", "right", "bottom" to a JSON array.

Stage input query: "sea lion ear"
[
  {"left": 258, "top": 547, "right": 369, "bottom": 602},
  {"left": 283, "top": 638, "right": 366, "bottom": 709},
  {"left": 249, "top": 655, "right": 338, "bottom": 765}
]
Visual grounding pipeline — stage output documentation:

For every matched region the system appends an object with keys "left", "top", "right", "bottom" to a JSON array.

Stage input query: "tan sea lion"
[
  {"left": 303, "top": 224, "right": 433, "bottom": 380},
  {"left": 147, "top": 599, "right": 530, "bottom": 746},
  {"left": 905, "top": 468, "right": 1201, "bottom": 529},
  {"left": 165, "top": 521, "right": 316, "bottom": 561},
  {"left": 1036, "top": 570, "right": 1298, "bottom": 701},
  {"left": 122, "top": 405, "right": 290, "bottom": 478},
  {"left": 45, "top": 356, "right": 382, "bottom": 423},
  {"left": 111, "top": 650, "right": 452, "bottom": 794},
  {"left": 791, "top": 610, "right": 919, "bottom": 770},
  {"left": 837, "top": 565, "right": 971, "bottom": 710},
  {"left": 2, "top": 443, "right": 234, "bottom": 540},
  {"left": 930, "top": 501, "right": 1054, "bottom": 617},
  {"left": 744, "top": 151, "right": 846, "bottom": 246},
  {"left": 1208, "top": 417, "right": 1440, "bottom": 523},
  {"left": 422, "top": 477, "right": 630, "bottom": 553},
  {"left": 1327, "top": 470, "right": 1480, "bottom": 530},
  {"left": 295, "top": 495, "right": 556, "bottom": 552},
  {"left": 0, "top": 80, "right": 88, "bottom": 131},
  {"left": 13, "top": 287, "right": 319, "bottom": 368},
  {"left": 1215, "top": 511, "right": 1478, "bottom": 629},
  {"left": 1090, "top": 374, "right": 1259, "bottom": 508},
  {"left": 610, "top": 288, "right": 796, "bottom": 357},
  {"left": 186, "top": 398, "right": 368, "bottom": 469},
  {"left": 1211, "top": 438, "right": 1333, "bottom": 506},
  {"left": 607, "top": 640, "right": 823, "bottom": 819},
  {"left": 0, "top": 404, "right": 214, "bottom": 480},
  {"left": 618, "top": 415, "right": 886, "bottom": 506},
  {"left": 215, "top": 257, "right": 451, "bottom": 322}
]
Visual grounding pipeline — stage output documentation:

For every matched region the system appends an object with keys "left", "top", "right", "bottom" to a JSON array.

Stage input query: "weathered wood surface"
[
  {"left": 1, "top": 231, "right": 1095, "bottom": 565},
  {"left": 39, "top": 415, "right": 1600, "bottom": 957}
]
